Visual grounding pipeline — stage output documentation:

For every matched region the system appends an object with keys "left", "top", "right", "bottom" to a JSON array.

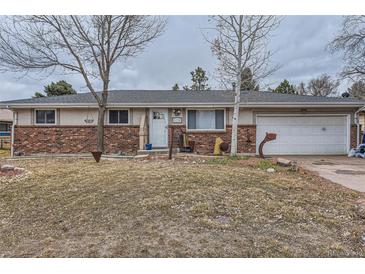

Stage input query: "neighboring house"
[
  {"left": 0, "top": 109, "right": 12, "bottom": 137},
  {"left": 0, "top": 90, "right": 364, "bottom": 156}
]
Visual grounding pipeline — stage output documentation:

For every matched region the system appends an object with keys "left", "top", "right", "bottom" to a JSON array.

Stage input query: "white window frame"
[
  {"left": 186, "top": 108, "right": 226, "bottom": 132},
  {"left": 108, "top": 109, "right": 130, "bottom": 125},
  {"left": 34, "top": 109, "right": 57, "bottom": 125}
]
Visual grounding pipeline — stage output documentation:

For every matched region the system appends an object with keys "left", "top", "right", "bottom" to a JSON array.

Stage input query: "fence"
[{"left": 0, "top": 132, "right": 11, "bottom": 149}]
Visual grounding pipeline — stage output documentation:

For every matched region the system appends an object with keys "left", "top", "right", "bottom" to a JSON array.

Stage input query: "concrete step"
[{"left": 137, "top": 148, "right": 178, "bottom": 155}]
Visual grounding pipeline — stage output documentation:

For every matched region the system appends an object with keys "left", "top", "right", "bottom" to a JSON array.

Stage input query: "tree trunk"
[
  {"left": 230, "top": 76, "right": 241, "bottom": 156},
  {"left": 97, "top": 105, "right": 106, "bottom": 152},
  {"left": 230, "top": 16, "right": 243, "bottom": 157},
  {"left": 231, "top": 15, "right": 243, "bottom": 156}
]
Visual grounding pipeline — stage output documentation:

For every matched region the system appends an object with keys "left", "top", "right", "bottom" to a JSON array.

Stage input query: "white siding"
[
  {"left": 60, "top": 108, "right": 98, "bottom": 125},
  {"left": 226, "top": 108, "right": 254, "bottom": 125},
  {"left": 14, "top": 108, "right": 144, "bottom": 126},
  {"left": 17, "top": 109, "right": 32, "bottom": 125},
  {"left": 132, "top": 108, "right": 145, "bottom": 125}
]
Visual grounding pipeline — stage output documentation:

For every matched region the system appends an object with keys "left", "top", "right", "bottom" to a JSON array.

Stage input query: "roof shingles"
[{"left": 0, "top": 90, "right": 364, "bottom": 106}]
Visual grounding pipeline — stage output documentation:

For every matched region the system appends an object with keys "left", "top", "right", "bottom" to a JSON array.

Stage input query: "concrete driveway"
[{"left": 285, "top": 156, "right": 365, "bottom": 192}]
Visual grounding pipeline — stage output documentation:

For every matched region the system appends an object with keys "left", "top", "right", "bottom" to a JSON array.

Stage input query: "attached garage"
[{"left": 256, "top": 115, "right": 350, "bottom": 155}]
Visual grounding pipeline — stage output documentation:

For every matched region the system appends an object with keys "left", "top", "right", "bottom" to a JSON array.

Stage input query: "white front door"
[{"left": 149, "top": 109, "right": 168, "bottom": 148}]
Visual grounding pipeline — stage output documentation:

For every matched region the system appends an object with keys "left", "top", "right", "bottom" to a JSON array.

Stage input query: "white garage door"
[{"left": 256, "top": 115, "right": 349, "bottom": 155}]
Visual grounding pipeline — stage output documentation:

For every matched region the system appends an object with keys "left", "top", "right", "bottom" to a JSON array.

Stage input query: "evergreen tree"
[
  {"left": 185, "top": 67, "right": 210, "bottom": 91},
  {"left": 172, "top": 83, "right": 180, "bottom": 91},
  {"left": 34, "top": 80, "right": 76, "bottom": 97},
  {"left": 34, "top": 92, "right": 45, "bottom": 98},
  {"left": 240, "top": 68, "right": 259, "bottom": 91},
  {"left": 272, "top": 79, "right": 296, "bottom": 94}
]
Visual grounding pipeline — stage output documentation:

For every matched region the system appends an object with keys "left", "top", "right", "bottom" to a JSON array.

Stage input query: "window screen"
[
  {"left": 109, "top": 110, "right": 129, "bottom": 124},
  {"left": 35, "top": 110, "right": 55, "bottom": 124},
  {"left": 187, "top": 109, "right": 224, "bottom": 130},
  {"left": 187, "top": 110, "right": 196, "bottom": 129},
  {"left": 215, "top": 110, "right": 224, "bottom": 129}
]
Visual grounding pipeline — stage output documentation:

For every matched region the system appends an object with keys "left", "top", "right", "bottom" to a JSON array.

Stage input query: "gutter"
[
  {"left": 1, "top": 102, "right": 365, "bottom": 109},
  {"left": 355, "top": 105, "right": 365, "bottom": 146},
  {"left": 10, "top": 109, "right": 17, "bottom": 157}
]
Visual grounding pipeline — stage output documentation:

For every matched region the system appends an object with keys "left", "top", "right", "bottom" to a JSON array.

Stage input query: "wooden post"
[{"left": 168, "top": 127, "right": 174, "bottom": 160}]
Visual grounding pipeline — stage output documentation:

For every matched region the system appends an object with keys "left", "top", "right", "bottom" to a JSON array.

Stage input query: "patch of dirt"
[{"left": 0, "top": 157, "right": 364, "bottom": 257}]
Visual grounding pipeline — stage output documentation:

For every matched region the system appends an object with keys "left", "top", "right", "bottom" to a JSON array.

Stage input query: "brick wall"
[
  {"left": 169, "top": 125, "right": 256, "bottom": 154},
  {"left": 351, "top": 124, "right": 359, "bottom": 149},
  {"left": 14, "top": 123, "right": 357, "bottom": 156},
  {"left": 14, "top": 125, "right": 139, "bottom": 155}
]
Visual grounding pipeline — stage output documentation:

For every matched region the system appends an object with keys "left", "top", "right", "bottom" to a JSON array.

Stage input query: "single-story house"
[
  {"left": 0, "top": 90, "right": 364, "bottom": 156},
  {"left": 0, "top": 109, "right": 13, "bottom": 137}
]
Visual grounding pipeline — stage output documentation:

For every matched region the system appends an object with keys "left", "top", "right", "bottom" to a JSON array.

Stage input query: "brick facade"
[
  {"left": 14, "top": 125, "right": 139, "bottom": 155},
  {"left": 350, "top": 124, "right": 359, "bottom": 149},
  {"left": 169, "top": 125, "right": 256, "bottom": 154},
  {"left": 13, "top": 123, "right": 359, "bottom": 156}
]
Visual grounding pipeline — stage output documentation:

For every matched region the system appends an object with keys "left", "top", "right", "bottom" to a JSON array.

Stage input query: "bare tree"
[
  {"left": 347, "top": 80, "right": 365, "bottom": 99},
  {"left": 329, "top": 16, "right": 365, "bottom": 80},
  {"left": 307, "top": 74, "right": 340, "bottom": 97},
  {"left": 0, "top": 16, "right": 166, "bottom": 153},
  {"left": 205, "top": 15, "right": 280, "bottom": 156},
  {"left": 296, "top": 82, "right": 307, "bottom": 95}
]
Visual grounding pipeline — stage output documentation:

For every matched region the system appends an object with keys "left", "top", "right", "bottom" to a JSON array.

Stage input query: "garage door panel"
[
  {"left": 264, "top": 144, "right": 346, "bottom": 155},
  {"left": 256, "top": 115, "right": 348, "bottom": 155}
]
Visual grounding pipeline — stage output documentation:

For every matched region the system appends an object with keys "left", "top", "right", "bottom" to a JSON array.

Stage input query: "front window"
[
  {"left": 35, "top": 110, "right": 55, "bottom": 124},
  {"left": 187, "top": 109, "right": 224, "bottom": 130},
  {"left": 109, "top": 110, "right": 129, "bottom": 124}
]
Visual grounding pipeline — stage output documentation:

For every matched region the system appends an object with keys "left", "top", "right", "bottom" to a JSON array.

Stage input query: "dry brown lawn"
[{"left": 0, "top": 156, "right": 364, "bottom": 257}]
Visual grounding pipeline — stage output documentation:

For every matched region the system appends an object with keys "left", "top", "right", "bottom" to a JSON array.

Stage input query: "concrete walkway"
[{"left": 285, "top": 156, "right": 365, "bottom": 193}]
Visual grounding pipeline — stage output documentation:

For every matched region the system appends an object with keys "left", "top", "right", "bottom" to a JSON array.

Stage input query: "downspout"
[
  {"left": 9, "top": 106, "right": 17, "bottom": 157},
  {"left": 355, "top": 105, "right": 365, "bottom": 147}
]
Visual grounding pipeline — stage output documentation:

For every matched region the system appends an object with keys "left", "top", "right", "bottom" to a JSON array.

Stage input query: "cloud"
[
  {"left": 266, "top": 16, "right": 345, "bottom": 90},
  {"left": 0, "top": 15, "right": 349, "bottom": 100}
]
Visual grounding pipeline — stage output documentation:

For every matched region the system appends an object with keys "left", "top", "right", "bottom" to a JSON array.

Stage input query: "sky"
[{"left": 0, "top": 15, "right": 351, "bottom": 101}]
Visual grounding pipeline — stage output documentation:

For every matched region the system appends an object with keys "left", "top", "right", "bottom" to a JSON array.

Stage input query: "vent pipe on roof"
[{"left": 232, "top": 82, "right": 236, "bottom": 91}]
